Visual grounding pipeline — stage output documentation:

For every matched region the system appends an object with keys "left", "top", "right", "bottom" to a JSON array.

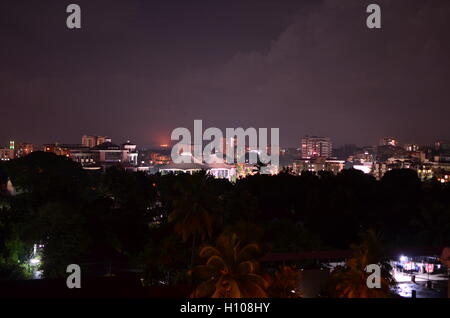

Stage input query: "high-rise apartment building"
[{"left": 300, "top": 136, "right": 332, "bottom": 159}]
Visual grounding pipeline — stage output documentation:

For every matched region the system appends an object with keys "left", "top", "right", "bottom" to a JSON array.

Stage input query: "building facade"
[
  {"left": 293, "top": 157, "right": 344, "bottom": 175},
  {"left": 0, "top": 148, "right": 15, "bottom": 161},
  {"left": 81, "top": 135, "right": 110, "bottom": 148},
  {"left": 300, "top": 136, "right": 332, "bottom": 159}
]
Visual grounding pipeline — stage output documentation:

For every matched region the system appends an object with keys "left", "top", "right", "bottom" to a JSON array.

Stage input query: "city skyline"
[
  {"left": 2, "top": 0, "right": 450, "bottom": 303},
  {"left": 1, "top": 133, "right": 448, "bottom": 151},
  {"left": 1, "top": 0, "right": 450, "bottom": 148}
]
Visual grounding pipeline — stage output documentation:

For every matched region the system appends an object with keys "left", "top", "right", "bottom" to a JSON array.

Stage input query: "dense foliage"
[{"left": 0, "top": 152, "right": 449, "bottom": 295}]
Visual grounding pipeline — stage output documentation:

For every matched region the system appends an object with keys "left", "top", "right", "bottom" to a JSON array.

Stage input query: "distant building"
[
  {"left": 431, "top": 162, "right": 450, "bottom": 181},
  {"left": 409, "top": 151, "right": 426, "bottom": 163},
  {"left": 82, "top": 135, "right": 109, "bottom": 148},
  {"left": 159, "top": 162, "right": 206, "bottom": 175},
  {"left": 293, "top": 157, "right": 344, "bottom": 175},
  {"left": 69, "top": 147, "right": 96, "bottom": 165},
  {"left": 207, "top": 162, "right": 237, "bottom": 180},
  {"left": 404, "top": 143, "right": 419, "bottom": 152},
  {"left": 122, "top": 141, "right": 138, "bottom": 166},
  {"left": 0, "top": 148, "right": 15, "bottom": 161},
  {"left": 352, "top": 150, "right": 374, "bottom": 163},
  {"left": 434, "top": 140, "right": 450, "bottom": 162},
  {"left": 160, "top": 161, "right": 236, "bottom": 181},
  {"left": 300, "top": 136, "right": 332, "bottom": 159},
  {"left": 89, "top": 140, "right": 139, "bottom": 167},
  {"left": 91, "top": 142, "right": 125, "bottom": 164},
  {"left": 43, "top": 143, "right": 80, "bottom": 157},
  {"left": 372, "top": 162, "right": 387, "bottom": 180},
  {"left": 16, "top": 143, "right": 34, "bottom": 158},
  {"left": 81, "top": 135, "right": 96, "bottom": 148},
  {"left": 159, "top": 153, "right": 236, "bottom": 181},
  {"left": 376, "top": 144, "right": 406, "bottom": 161},
  {"left": 351, "top": 161, "right": 374, "bottom": 174},
  {"left": 434, "top": 155, "right": 450, "bottom": 163},
  {"left": 379, "top": 137, "right": 398, "bottom": 147},
  {"left": 0, "top": 141, "right": 16, "bottom": 160},
  {"left": 43, "top": 138, "right": 139, "bottom": 169},
  {"left": 43, "top": 143, "right": 93, "bottom": 165},
  {"left": 149, "top": 151, "right": 171, "bottom": 165},
  {"left": 435, "top": 140, "right": 450, "bottom": 152},
  {"left": 418, "top": 163, "right": 435, "bottom": 181}
]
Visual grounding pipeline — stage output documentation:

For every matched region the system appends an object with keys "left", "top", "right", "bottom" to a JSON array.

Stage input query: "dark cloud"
[{"left": 1, "top": 0, "right": 449, "bottom": 147}]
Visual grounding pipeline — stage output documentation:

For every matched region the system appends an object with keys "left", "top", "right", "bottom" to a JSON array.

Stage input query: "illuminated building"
[
  {"left": 90, "top": 140, "right": 139, "bottom": 167},
  {"left": 0, "top": 148, "right": 15, "bottom": 160},
  {"left": 352, "top": 162, "right": 374, "bottom": 174},
  {"left": 372, "top": 162, "right": 387, "bottom": 180},
  {"left": 431, "top": 162, "right": 450, "bottom": 181},
  {"left": 43, "top": 143, "right": 74, "bottom": 156},
  {"left": 121, "top": 141, "right": 138, "bottom": 166},
  {"left": 16, "top": 143, "right": 34, "bottom": 157},
  {"left": 300, "top": 136, "right": 332, "bottom": 159},
  {"left": 434, "top": 154, "right": 450, "bottom": 163},
  {"left": 352, "top": 150, "right": 374, "bottom": 163},
  {"left": 404, "top": 143, "right": 419, "bottom": 152},
  {"left": 42, "top": 139, "right": 140, "bottom": 168},
  {"left": 81, "top": 135, "right": 110, "bottom": 148},
  {"left": 43, "top": 143, "right": 94, "bottom": 165},
  {"left": 149, "top": 152, "right": 171, "bottom": 165},
  {"left": 409, "top": 151, "right": 425, "bottom": 163},
  {"left": 293, "top": 157, "right": 344, "bottom": 175},
  {"left": 235, "top": 163, "right": 257, "bottom": 178},
  {"left": 159, "top": 152, "right": 236, "bottom": 181},
  {"left": 81, "top": 135, "right": 96, "bottom": 148},
  {"left": 379, "top": 137, "right": 398, "bottom": 147},
  {"left": 69, "top": 148, "right": 96, "bottom": 165},
  {"left": 91, "top": 142, "right": 125, "bottom": 163},
  {"left": 96, "top": 136, "right": 109, "bottom": 145},
  {"left": 160, "top": 161, "right": 236, "bottom": 181}
]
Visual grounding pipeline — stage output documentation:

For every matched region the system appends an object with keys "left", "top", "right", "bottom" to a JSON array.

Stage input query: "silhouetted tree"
[{"left": 190, "top": 232, "right": 268, "bottom": 298}]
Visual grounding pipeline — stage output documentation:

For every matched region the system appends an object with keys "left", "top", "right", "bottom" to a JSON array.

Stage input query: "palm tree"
[
  {"left": 190, "top": 232, "right": 268, "bottom": 298},
  {"left": 168, "top": 171, "right": 220, "bottom": 266},
  {"left": 266, "top": 266, "right": 303, "bottom": 298},
  {"left": 329, "top": 229, "right": 395, "bottom": 298}
]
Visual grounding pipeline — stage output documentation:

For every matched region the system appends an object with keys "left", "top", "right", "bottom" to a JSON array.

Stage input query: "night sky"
[{"left": 1, "top": 0, "right": 449, "bottom": 148}]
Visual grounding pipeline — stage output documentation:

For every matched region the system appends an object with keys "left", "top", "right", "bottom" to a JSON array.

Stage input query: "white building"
[{"left": 159, "top": 155, "right": 236, "bottom": 181}]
